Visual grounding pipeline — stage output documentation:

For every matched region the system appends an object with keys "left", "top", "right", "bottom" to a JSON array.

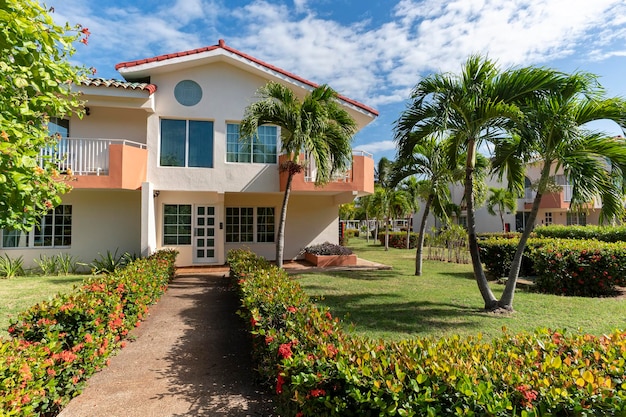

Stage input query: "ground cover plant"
[
  {"left": 0, "top": 249, "right": 177, "bottom": 416},
  {"left": 230, "top": 246, "right": 626, "bottom": 416}
]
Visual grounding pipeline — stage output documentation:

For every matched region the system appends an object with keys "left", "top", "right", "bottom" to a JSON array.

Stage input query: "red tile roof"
[
  {"left": 81, "top": 78, "right": 157, "bottom": 94},
  {"left": 115, "top": 39, "right": 377, "bottom": 116}
]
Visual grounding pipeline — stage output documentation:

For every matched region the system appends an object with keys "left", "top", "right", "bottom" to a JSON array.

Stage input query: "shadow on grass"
[
  {"left": 48, "top": 277, "right": 86, "bottom": 285},
  {"left": 297, "top": 269, "right": 395, "bottom": 281},
  {"left": 309, "top": 292, "right": 486, "bottom": 336},
  {"left": 439, "top": 271, "right": 476, "bottom": 281}
]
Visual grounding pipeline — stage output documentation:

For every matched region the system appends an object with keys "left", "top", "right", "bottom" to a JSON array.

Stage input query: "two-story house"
[{"left": 1, "top": 40, "right": 377, "bottom": 268}]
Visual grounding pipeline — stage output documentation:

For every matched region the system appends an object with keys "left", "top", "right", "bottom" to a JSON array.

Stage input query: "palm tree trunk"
[
  {"left": 498, "top": 162, "right": 551, "bottom": 310},
  {"left": 499, "top": 211, "right": 505, "bottom": 232},
  {"left": 365, "top": 214, "right": 370, "bottom": 243},
  {"left": 465, "top": 144, "right": 498, "bottom": 310},
  {"left": 384, "top": 211, "right": 390, "bottom": 251},
  {"left": 406, "top": 215, "right": 411, "bottom": 249},
  {"left": 415, "top": 194, "right": 433, "bottom": 276},
  {"left": 276, "top": 172, "right": 294, "bottom": 268}
]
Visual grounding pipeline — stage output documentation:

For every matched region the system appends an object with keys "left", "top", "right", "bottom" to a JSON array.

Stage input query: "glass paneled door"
[{"left": 194, "top": 206, "right": 216, "bottom": 263}]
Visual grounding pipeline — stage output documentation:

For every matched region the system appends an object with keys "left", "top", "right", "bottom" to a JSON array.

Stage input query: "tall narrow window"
[
  {"left": 257, "top": 207, "right": 275, "bottom": 242},
  {"left": 226, "top": 123, "right": 277, "bottom": 164},
  {"left": 545, "top": 212, "right": 553, "bottom": 225},
  {"left": 160, "top": 119, "right": 213, "bottom": 168},
  {"left": 163, "top": 204, "right": 192, "bottom": 245}
]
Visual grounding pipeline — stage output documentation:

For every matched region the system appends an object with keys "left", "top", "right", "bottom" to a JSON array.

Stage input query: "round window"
[{"left": 174, "top": 80, "right": 202, "bottom": 106}]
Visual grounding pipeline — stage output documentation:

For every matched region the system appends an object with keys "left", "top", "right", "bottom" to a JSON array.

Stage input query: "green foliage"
[
  {"left": 0, "top": 254, "right": 24, "bottom": 278},
  {"left": 0, "top": 249, "right": 177, "bottom": 415},
  {"left": 0, "top": 0, "right": 90, "bottom": 230},
  {"left": 34, "top": 254, "right": 57, "bottom": 275},
  {"left": 479, "top": 237, "right": 536, "bottom": 279},
  {"left": 56, "top": 253, "right": 80, "bottom": 275},
  {"left": 89, "top": 249, "right": 132, "bottom": 274},
  {"left": 530, "top": 239, "right": 626, "bottom": 296},
  {"left": 230, "top": 248, "right": 626, "bottom": 416},
  {"left": 480, "top": 237, "right": 626, "bottom": 296},
  {"left": 378, "top": 231, "right": 419, "bottom": 249},
  {"left": 534, "top": 224, "right": 626, "bottom": 242}
]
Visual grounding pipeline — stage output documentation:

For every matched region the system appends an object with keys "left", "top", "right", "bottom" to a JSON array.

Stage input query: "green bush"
[
  {"left": 478, "top": 237, "right": 536, "bottom": 279},
  {"left": 0, "top": 249, "right": 178, "bottom": 416},
  {"left": 530, "top": 239, "right": 626, "bottom": 296},
  {"left": 230, "top": 249, "right": 626, "bottom": 416},
  {"left": 0, "top": 254, "right": 24, "bottom": 278},
  {"left": 534, "top": 225, "right": 626, "bottom": 242},
  {"left": 378, "top": 232, "right": 419, "bottom": 249}
]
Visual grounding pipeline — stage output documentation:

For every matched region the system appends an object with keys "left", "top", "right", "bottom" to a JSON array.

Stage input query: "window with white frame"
[
  {"left": 1, "top": 205, "right": 72, "bottom": 248},
  {"left": 225, "top": 207, "right": 275, "bottom": 243},
  {"left": 163, "top": 204, "right": 192, "bottom": 245},
  {"left": 226, "top": 123, "right": 277, "bottom": 164},
  {"left": 160, "top": 119, "right": 213, "bottom": 168}
]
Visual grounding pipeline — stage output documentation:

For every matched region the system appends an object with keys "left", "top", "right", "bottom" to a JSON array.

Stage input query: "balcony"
[
  {"left": 523, "top": 185, "right": 572, "bottom": 210},
  {"left": 279, "top": 151, "right": 375, "bottom": 195},
  {"left": 41, "top": 138, "right": 147, "bottom": 190}
]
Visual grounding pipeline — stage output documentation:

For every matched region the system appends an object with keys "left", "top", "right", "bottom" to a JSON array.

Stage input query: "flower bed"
[
  {"left": 230, "top": 248, "right": 626, "bottom": 416},
  {"left": 303, "top": 242, "right": 356, "bottom": 267},
  {"left": 0, "top": 249, "right": 177, "bottom": 416}
]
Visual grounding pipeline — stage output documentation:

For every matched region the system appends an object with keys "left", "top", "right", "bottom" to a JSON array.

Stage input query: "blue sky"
[{"left": 53, "top": 0, "right": 626, "bottom": 162}]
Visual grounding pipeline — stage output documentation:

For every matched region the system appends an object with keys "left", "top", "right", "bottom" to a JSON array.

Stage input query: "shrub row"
[
  {"left": 0, "top": 249, "right": 178, "bottom": 416},
  {"left": 230, "top": 248, "right": 626, "bottom": 416},
  {"left": 378, "top": 232, "right": 419, "bottom": 249},
  {"left": 534, "top": 225, "right": 626, "bottom": 242},
  {"left": 479, "top": 237, "right": 626, "bottom": 296}
]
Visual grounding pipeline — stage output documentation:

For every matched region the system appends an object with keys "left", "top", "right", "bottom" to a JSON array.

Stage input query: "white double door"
[{"left": 193, "top": 205, "right": 216, "bottom": 263}]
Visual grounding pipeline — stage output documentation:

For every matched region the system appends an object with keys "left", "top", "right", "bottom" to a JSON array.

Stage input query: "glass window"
[
  {"left": 48, "top": 118, "right": 69, "bottom": 138},
  {"left": 226, "top": 123, "right": 277, "bottom": 164},
  {"left": 226, "top": 207, "right": 274, "bottom": 243},
  {"left": 160, "top": 119, "right": 213, "bottom": 168},
  {"left": 1, "top": 205, "right": 72, "bottom": 248},
  {"left": 163, "top": 204, "right": 192, "bottom": 245},
  {"left": 545, "top": 212, "right": 553, "bottom": 226},
  {"left": 174, "top": 80, "right": 202, "bottom": 106}
]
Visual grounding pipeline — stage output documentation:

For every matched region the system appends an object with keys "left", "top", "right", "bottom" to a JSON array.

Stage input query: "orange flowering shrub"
[
  {"left": 0, "top": 249, "right": 177, "bottom": 416},
  {"left": 230, "top": 248, "right": 626, "bottom": 416}
]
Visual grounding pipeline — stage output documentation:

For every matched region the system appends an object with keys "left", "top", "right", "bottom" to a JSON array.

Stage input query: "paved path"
[{"left": 59, "top": 271, "right": 275, "bottom": 417}]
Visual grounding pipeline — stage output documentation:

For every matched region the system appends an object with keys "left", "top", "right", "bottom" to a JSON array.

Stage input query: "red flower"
[
  {"left": 287, "top": 306, "right": 297, "bottom": 313},
  {"left": 309, "top": 388, "right": 326, "bottom": 397},
  {"left": 278, "top": 343, "right": 293, "bottom": 359},
  {"left": 80, "top": 38, "right": 88, "bottom": 45},
  {"left": 81, "top": 27, "right": 91, "bottom": 35},
  {"left": 296, "top": 413, "right": 304, "bottom": 417},
  {"left": 265, "top": 335, "right": 274, "bottom": 345},
  {"left": 325, "top": 311, "right": 332, "bottom": 320},
  {"left": 276, "top": 374, "right": 285, "bottom": 394}
]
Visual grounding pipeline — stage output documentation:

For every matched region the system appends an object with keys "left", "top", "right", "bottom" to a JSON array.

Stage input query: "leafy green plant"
[
  {"left": 0, "top": 254, "right": 24, "bottom": 279},
  {"left": 89, "top": 249, "right": 131, "bottom": 274},
  {"left": 56, "top": 253, "right": 80, "bottom": 275},
  {"left": 34, "top": 254, "right": 57, "bottom": 275}
]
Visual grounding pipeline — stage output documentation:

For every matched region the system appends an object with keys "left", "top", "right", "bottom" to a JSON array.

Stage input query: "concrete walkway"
[
  {"left": 58, "top": 258, "right": 389, "bottom": 416},
  {"left": 59, "top": 271, "right": 275, "bottom": 417}
]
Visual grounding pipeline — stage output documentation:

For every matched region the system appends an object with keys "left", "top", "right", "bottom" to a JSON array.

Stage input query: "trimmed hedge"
[
  {"left": 479, "top": 237, "right": 626, "bottom": 296},
  {"left": 534, "top": 225, "right": 626, "bottom": 242},
  {"left": 230, "top": 248, "right": 626, "bottom": 416},
  {"left": 0, "top": 249, "right": 177, "bottom": 416},
  {"left": 378, "top": 232, "right": 419, "bottom": 249}
]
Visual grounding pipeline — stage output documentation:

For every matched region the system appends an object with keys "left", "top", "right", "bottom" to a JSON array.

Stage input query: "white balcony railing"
[
  {"left": 524, "top": 184, "right": 572, "bottom": 203},
  {"left": 40, "top": 138, "right": 146, "bottom": 175},
  {"left": 304, "top": 150, "right": 373, "bottom": 183}
]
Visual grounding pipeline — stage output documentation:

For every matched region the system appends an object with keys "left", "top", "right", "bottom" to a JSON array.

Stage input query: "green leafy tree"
[
  {"left": 240, "top": 81, "right": 357, "bottom": 268},
  {"left": 493, "top": 72, "right": 626, "bottom": 310},
  {"left": 485, "top": 187, "right": 517, "bottom": 232},
  {"left": 396, "top": 55, "right": 566, "bottom": 310},
  {"left": 0, "top": 0, "right": 88, "bottom": 230},
  {"left": 399, "top": 175, "right": 420, "bottom": 249}
]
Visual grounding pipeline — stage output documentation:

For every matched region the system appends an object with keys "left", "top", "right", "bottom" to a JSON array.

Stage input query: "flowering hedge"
[
  {"left": 0, "top": 249, "right": 177, "bottom": 416},
  {"left": 230, "top": 248, "right": 626, "bottom": 416},
  {"left": 479, "top": 237, "right": 626, "bottom": 296}
]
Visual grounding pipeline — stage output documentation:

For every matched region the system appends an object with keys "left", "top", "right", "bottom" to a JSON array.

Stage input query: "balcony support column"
[{"left": 141, "top": 181, "right": 157, "bottom": 257}]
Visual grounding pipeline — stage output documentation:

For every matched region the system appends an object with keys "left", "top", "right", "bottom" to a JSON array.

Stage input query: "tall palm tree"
[
  {"left": 240, "top": 81, "right": 357, "bottom": 268},
  {"left": 399, "top": 175, "right": 420, "bottom": 249},
  {"left": 485, "top": 187, "right": 517, "bottom": 231},
  {"left": 492, "top": 72, "right": 626, "bottom": 310},
  {"left": 395, "top": 55, "right": 567, "bottom": 310}
]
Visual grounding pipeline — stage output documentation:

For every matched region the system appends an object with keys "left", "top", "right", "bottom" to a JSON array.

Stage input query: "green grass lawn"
[
  {"left": 295, "top": 238, "right": 626, "bottom": 341},
  {"left": 0, "top": 274, "right": 85, "bottom": 339}
]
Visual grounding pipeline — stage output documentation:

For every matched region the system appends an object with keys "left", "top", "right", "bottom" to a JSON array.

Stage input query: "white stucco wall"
[
  {"left": 70, "top": 107, "right": 148, "bottom": 144},
  {"left": 2, "top": 189, "right": 141, "bottom": 270}
]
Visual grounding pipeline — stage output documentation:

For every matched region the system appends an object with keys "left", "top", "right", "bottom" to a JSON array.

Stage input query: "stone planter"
[{"left": 304, "top": 252, "right": 357, "bottom": 267}]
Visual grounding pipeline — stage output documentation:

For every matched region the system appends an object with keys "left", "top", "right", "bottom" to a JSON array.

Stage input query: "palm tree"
[
  {"left": 492, "top": 72, "right": 626, "bottom": 310},
  {"left": 240, "top": 81, "right": 357, "bottom": 268},
  {"left": 399, "top": 176, "right": 420, "bottom": 249},
  {"left": 395, "top": 55, "right": 567, "bottom": 310},
  {"left": 393, "top": 135, "right": 455, "bottom": 275},
  {"left": 485, "top": 187, "right": 517, "bottom": 232}
]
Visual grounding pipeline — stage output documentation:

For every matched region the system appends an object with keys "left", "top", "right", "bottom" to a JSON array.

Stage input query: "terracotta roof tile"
[
  {"left": 115, "top": 39, "right": 377, "bottom": 116},
  {"left": 81, "top": 78, "right": 157, "bottom": 95}
]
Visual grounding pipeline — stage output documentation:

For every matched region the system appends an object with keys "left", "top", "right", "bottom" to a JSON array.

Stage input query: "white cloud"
[{"left": 357, "top": 140, "right": 397, "bottom": 154}]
